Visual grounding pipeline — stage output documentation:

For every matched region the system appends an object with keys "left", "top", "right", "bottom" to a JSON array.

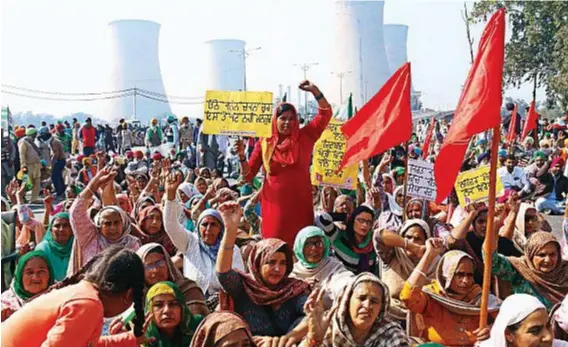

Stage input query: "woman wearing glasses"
[{"left": 234, "top": 80, "right": 332, "bottom": 246}]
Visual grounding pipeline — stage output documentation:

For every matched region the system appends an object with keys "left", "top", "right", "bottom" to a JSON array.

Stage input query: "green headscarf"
[
  {"left": 36, "top": 212, "right": 73, "bottom": 281},
  {"left": 13, "top": 250, "right": 55, "bottom": 300},
  {"left": 145, "top": 281, "right": 203, "bottom": 347},
  {"left": 293, "top": 226, "right": 330, "bottom": 269}
]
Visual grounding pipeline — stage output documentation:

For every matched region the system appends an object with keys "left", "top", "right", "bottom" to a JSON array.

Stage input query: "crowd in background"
[{"left": 1, "top": 81, "right": 567, "bottom": 347}]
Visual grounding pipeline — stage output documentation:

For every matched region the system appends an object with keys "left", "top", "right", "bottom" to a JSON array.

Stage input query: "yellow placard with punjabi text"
[
  {"left": 311, "top": 119, "right": 358, "bottom": 190},
  {"left": 455, "top": 165, "right": 504, "bottom": 206},
  {"left": 202, "top": 90, "right": 273, "bottom": 138}
]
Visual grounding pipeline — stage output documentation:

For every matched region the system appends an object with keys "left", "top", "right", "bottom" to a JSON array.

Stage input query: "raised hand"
[
  {"left": 218, "top": 201, "right": 243, "bottom": 232},
  {"left": 304, "top": 286, "right": 338, "bottom": 343},
  {"left": 165, "top": 173, "right": 181, "bottom": 201},
  {"left": 233, "top": 139, "right": 245, "bottom": 157},
  {"left": 298, "top": 80, "right": 318, "bottom": 94},
  {"left": 425, "top": 237, "right": 446, "bottom": 256},
  {"left": 134, "top": 314, "right": 156, "bottom": 346}
]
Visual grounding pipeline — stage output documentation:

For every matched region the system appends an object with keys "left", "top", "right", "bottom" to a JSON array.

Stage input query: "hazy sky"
[{"left": 1, "top": 0, "right": 545, "bottom": 119}]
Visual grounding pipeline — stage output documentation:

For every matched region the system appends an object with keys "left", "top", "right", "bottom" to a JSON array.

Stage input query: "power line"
[
  {"left": 137, "top": 92, "right": 204, "bottom": 105},
  {"left": 1, "top": 89, "right": 134, "bottom": 101},
  {"left": 2, "top": 84, "right": 205, "bottom": 100}
]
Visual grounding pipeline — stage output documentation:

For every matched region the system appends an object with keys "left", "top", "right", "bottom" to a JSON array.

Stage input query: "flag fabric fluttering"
[
  {"left": 421, "top": 117, "right": 437, "bottom": 159},
  {"left": 334, "top": 93, "right": 353, "bottom": 121},
  {"left": 434, "top": 8, "right": 506, "bottom": 204},
  {"left": 521, "top": 101, "right": 538, "bottom": 141},
  {"left": 506, "top": 104, "right": 518, "bottom": 144},
  {"left": 338, "top": 62, "right": 412, "bottom": 170}
]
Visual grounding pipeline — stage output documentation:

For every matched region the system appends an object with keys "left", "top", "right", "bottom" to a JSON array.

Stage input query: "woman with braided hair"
[{"left": 1, "top": 246, "right": 153, "bottom": 347}]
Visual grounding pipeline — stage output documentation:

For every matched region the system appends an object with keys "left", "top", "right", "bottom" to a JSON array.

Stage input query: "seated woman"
[
  {"left": 500, "top": 202, "right": 552, "bottom": 254},
  {"left": 191, "top": 311, "right": 255, "bottom": 347},
  {"left": 291, "top": 226, "right": 353, "bottom": 308},
  {"left": 401, "top": 244, "right": 496, "bottom": 346},
  {"left": 1, "top": 246, "right": 150, "bottom": 347},
  {"left": 302, "top": 273, "right": 409, "bottom": 347},
  {"left": 35, "top": 212, "right": 73, "bottom": 281},
  {"left": 329, "top": 205, "right": 379, "bottom": 275},
  {"left": 68, "top": 167, "right": 141, "bottom": 274},
  {"left": 136, "top": 243, "right": 209, "bottom": 317},
  {"left": 216, "top": 202, "right": 310, "bottom": 345},
  {"left": 142, "top": 281, "right": 204, "bottom": 346},
  {"left": 479, "top": 294, "right": 562, "bottom": 347},
  {"left": 374, "top": 218, "right": 438, "bottom": 321},
  {"left": 1, "top": 250, "right": 54, "bottom": 321},
  {"left": 488, "top": 231, "right": 568, "bottom": 310},
  {"left": 405, "top": 198, "right": 450, "bottom": 239},
  {"left": 135, "top": 206, "right": 176, "bottom": 257},
  {"left": 163, "top": 174, "right": 245, "bottom": 299}
]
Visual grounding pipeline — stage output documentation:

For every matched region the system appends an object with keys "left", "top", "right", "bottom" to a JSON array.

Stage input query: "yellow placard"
[
  {"left": 455, "top": 165, "right": 504, "bottom": 206},
  {"left": 311, "top": 119, "right": 358, "bottom": 189},
  {"left": 202, "top": 90, "right": 273, "bottom": 137}
]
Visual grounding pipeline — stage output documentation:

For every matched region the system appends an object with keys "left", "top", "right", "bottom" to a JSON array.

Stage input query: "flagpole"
[
  {"left": 479, "top": 125, "right": 500, "bottom": 328},
  {"left": 402, "top": 140, "right": 410, "bottom": 221}
]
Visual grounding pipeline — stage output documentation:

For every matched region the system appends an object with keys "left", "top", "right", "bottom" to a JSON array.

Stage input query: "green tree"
[{"left": 470, "top": 1, "right": 568, "bottom": 109}]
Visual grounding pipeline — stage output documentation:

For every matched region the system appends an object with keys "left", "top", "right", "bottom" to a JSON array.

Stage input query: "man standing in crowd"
[
  {"left": 1, "top": 129, "right": 16, "bottom": 197},
  {"left": 18, "top": 127, "right": 42, "bottom": 203},
  {"left": 116, "top": 118, "right": 125, "bottom": 154},
  {"left": 145, "top": 118, "right": 163, "bottom": 149},
  {"left": 50, "top": 132, "right": 66, "bottom": 197},
  {"left": 198, "top": 124, "right": 219, "bottom": 170},
  {"left": 179, "top": 116, "right": 193, "bottom": 150},
  {"left": 79, "top": 118, "right": 97, "bottom": 156}
]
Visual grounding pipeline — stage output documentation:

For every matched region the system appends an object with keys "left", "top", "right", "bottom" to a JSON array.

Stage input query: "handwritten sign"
[
  {"left": 407, "top": 159, "right": 437, "bottom": 200},
  {"left": 455, "top": 165, "right": 504, "bottom": 205},
  {"left": 202, "top": 91, "right": 273, "bottom": 137},
  {"left": 311, "top": 119, "right": 358, "bottom": 189}
]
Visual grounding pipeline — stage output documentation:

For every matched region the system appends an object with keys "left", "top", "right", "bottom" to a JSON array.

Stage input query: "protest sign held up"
[
  {"left": 202, "top": 90, "right": 273, "bottom": 137},
  {"left": 454, "top": 165, "right": 504, "bottom": 206},
  {"left": 407, "top": 159, "right": 437, "bottom": 200},
  {"left": 311, "top": 119, "right": 358, "bottom": 190}
]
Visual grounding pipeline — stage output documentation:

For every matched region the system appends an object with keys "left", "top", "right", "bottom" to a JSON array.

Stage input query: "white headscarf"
[
  {"left": 479, "top": 294, "right": 546, "bottom": 347},
  {"left": 177, "top": 183, "right": 199, "bottom": 202}
]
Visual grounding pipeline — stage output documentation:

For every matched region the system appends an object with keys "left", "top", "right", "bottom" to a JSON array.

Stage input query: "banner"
[
  {"left": 202, "top": 91, "right": 273, "bottom": 137},
  {"left": 455, "top": 165, "right": 504, "bottom": 205},
  {"left": 407, "top": 159, "right": 437, "bottom": 200},
  {"left": 311, "top": 119, "right": 358, "bottom": 189}
]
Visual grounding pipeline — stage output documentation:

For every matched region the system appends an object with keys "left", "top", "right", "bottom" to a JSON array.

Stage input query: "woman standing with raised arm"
[{"left": 234, "top": 80, "right": 332, "bottom": 246}]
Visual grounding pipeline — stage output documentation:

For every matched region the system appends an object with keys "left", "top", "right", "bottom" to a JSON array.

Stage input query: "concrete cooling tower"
[
  {"left": 105, "top": 19, "right": 171, "bottom": 124},
  {"left": 383, "top": 24, "right": 409, "bottom": 74},
  {"left": 204, "top": 39, "right": 246, "bottom": 91},
  {"left": 333, "top": 1, "right": 391, "bottom": 108}
]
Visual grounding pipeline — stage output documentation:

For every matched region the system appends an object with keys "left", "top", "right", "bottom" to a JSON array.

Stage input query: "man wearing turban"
[
  {"left": 18, "top": 127, "right": 42, "bottom": 202},
  {"left": 535, "top": 156, "right": 568, "bottom": 214}
]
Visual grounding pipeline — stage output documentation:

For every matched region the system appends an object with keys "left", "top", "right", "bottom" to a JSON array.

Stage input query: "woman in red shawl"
[{"left": 235, "top": 80, "right": 332, "bottom": 245}]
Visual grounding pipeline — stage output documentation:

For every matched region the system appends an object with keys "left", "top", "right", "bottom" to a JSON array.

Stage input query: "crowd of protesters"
[{"left": 1, "top": 80, "right": 567, "bottom": 347}]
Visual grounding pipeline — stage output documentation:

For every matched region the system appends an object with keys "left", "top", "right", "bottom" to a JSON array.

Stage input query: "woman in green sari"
[
  {"left": 144, "top": 281, "right": 203, "bottom": 347},
  {"left": 36, "top": 212, "right": 73, "bottom": 281}
]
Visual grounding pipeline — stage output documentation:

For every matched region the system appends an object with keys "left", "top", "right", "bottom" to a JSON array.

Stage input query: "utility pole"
[
  {"left": 331, "top": 70, "right": 352, "bottom": 102},
  {"left": 132, "top": 83, "right": 137, "bottom": 121},
  {"left": 228, "top": 46, "right": 262, "bottom": 91},
  {"left": 293, "top": 62, "right": 318, "bottom": 120}
]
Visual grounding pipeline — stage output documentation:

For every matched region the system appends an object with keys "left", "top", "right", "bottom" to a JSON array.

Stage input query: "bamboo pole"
[
  {"left": 402, "top": 141, "right": 410, "bottom": 221},
  {"left": 479, "top": 126, "right": 500, "bottom": 328}
]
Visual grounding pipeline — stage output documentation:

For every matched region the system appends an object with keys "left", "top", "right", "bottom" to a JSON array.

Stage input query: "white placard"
[{"left": 407, "top": 159, "right": 437, "bottom": 201}]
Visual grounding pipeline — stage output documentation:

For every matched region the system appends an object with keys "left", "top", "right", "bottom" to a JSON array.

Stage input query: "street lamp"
[
  {"left": 331, "top": 70, "right": 352, "bottom": 102},
  {"left": 293, "top": 62, "right": 319, "bottom": 119},
  {"left": 228, "top": 46, "right": 262, "bottom": 91}
]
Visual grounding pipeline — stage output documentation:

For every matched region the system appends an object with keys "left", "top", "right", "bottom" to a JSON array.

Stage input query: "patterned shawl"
[
  {"left": 135, "top": 205, "right": 176, "bottom": 256},
  {"left": 219, "top": 238, "right": 310, "bottom": 309},
  {"left": 508, "top": 232, "right": 568, "bottom": 305},
  {"left": 324, "top": 273, "right": 409, "bottom": 347},
  {"left": 190, "top": 311, "right": 256, "bottom": 347}
]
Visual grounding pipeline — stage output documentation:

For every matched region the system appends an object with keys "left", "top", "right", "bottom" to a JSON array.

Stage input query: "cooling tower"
[
  {"left": 105, "top": 20, "right": 171, "bottom": 124},
  {"left": 384, "top": 24, "right": 409, "bottom": 74},
  {"left": 204, "top": 39, "right": 246, "bottom": 91},
  {"left": 333, "top": 1, "right": 391, "bottom": 108}
]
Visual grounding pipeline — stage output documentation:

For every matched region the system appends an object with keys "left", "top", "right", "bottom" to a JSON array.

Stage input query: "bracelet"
[
  {"left": 87, "top": 186, "right": 97, "bottom": 196},
  {"left": 413, "top": 268, "right": 428, "bottom": 279},
  {"left": 239, "top": 156, "right": 247, "bottom": 162},
  {"left": 306, "top": 336, "right": 323, "bottom": 347},
  {"left": 314, "top": 93, "right": 324, "bottom": 101},
  {"left": 222, "top": 245, "right": 234, "bottom": 250}
]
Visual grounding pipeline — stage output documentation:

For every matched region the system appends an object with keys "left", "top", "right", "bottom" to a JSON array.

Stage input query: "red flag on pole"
[
  {"left": 338, "top": 62, "right": 412, "bottom": 170},
  {"left": 434, "top": 8, "right": 505, "bottom": 204},
  {"left": 421, "top": 117, "right": 437, "bottom": 159},
  {"left": 521, "top": 101, "right": 538, "bottom": 141},
  {"left": 506, "top": 104, "right": 518, "bottom": 144}
]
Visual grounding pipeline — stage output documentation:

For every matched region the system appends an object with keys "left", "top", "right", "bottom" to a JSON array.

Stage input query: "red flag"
[
  {"left": 506, "top": 104, "right": 518, "bottom": 144},
  {"left": 421, "top": 117, "right": 437, "bottom": 159},
  {"left": 521, "top": 101, "right": 538, "bottom": 141},
  {"left": 339, "top": 62, "right": 412, "bottom": 170},
  {"left": 434, "top": 8, "right": 505, "bottom": 204}
]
